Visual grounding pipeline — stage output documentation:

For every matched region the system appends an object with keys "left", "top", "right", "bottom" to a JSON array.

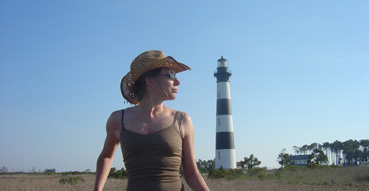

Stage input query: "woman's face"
[{"left": 154, "top": 68, "right": 181, "bottom": 101}]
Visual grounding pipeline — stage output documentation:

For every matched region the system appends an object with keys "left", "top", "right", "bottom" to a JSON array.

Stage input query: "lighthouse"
[{"left": 214, "top": 56, "right": 236, "bottom": 169}]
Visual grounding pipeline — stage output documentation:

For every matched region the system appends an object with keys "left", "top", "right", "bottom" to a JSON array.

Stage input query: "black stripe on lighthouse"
[
  {"left": 216, "top": 99, "right": 232, "bottom": 115},
  {"left": 216, "top": 132, "right": 235, "bottom": 149},
  {"left": 214, "top": 67, "right": 231, "bottom": 82}
]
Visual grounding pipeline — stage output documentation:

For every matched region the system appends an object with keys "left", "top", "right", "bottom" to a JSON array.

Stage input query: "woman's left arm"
[{"left": 181, "top": 113, "right": 210, "bottom": 191}]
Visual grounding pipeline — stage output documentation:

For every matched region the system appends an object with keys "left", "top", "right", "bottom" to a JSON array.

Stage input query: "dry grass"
[
  {"left": 0, "top": 166, "right": 368, "bottom": 191},
  {"left": 202, "top": 166, "right": 369, "bottom": 191}
]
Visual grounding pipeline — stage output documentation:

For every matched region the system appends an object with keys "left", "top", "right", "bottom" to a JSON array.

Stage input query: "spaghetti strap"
[
  {"left": 172, "top": 111, "right": 184, "bottom": 136},
  {"left": 178, "top": 112, "right": 185, "bottom": 135},
  {"left": 121, "top": 109, "right": 126, "bottom": 127},
  {"left": 172, "top": 111, "right": 180, "bottom": 126}
]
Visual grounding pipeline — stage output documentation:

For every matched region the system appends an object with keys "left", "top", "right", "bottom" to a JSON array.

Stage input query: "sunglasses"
[{"left": 158, "top": 72, "right": 176, "bottom": 80}]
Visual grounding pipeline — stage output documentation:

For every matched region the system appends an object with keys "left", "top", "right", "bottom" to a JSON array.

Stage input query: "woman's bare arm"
[
  {"left": 181, "top": 113, "right": 210, "bottom": 191},
  {"left": 94, "top": 111, "right": 121, "bottom": 191}
]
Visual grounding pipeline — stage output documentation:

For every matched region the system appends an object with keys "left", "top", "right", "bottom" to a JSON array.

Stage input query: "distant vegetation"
[
  {"left": 283, "top": 139, "right": 369, "bottom": 166},
  {"left": 59, "top": 176, "right": 85, "bottom": 185},
  {"left": 196, "top": 154, "right": 264, "bottom": 179},
  {"left": 0, "top": 167, "right": 93, "bottom": 175},
  {"left": 196, "top": 139, "right": 369, "bottom": 182},
  {"left": 108, "top": 167, "right": 128, "bottom": 179}
]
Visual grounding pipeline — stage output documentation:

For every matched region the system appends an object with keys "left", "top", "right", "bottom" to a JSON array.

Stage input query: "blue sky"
[{"left": 1, "top": 0, "right": 368, "bottom": 172}]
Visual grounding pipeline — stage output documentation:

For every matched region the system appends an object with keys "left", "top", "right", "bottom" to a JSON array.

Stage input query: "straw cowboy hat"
[{"left": 121, "top": 50, "right": 191, "bottom": 104}]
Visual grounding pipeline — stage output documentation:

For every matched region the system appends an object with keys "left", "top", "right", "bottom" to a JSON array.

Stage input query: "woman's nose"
[{"left": 174, "top": 77, "right": 180, "bottom": 85}]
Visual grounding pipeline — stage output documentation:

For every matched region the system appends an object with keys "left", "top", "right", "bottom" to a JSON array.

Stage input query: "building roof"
[{"left": 290, "top": 155, "right": 310, "bottom": 160}]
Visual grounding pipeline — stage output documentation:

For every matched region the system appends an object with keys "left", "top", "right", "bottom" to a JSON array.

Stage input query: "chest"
[
  {"left": 125, "top": 114, "right": 176, "bottom": 135},
  {"left": 120, "top": 126, "right": 182, "bottom": 157}
]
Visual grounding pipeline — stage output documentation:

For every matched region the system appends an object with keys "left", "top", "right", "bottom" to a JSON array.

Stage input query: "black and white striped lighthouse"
[{"left": 214, "top": 56, "right": 236, "bottom": 169}]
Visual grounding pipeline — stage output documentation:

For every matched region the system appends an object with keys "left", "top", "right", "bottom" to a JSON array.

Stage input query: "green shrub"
[
  {"left": 59, "top": 176, "right": 85, "bottom": 185},
  {"left": 247, "top": 167, "right": 264, "bottom": 176},
  {"left": 257, "top": 172, "right": 267, "bottom": 181},
  {"left": 306, "top": 163, "right": 320, "bottom": 169},
  {"left": 275, "top": 169, "right": 283, "bottom": 178},
  {"left": 108, "top": 169, "right": 128, "bottom": 179},
  {"left": 61, "top": 171, "right": 82, "bottom": 176},
  {"left": 306, "top": 163, "right": 331, "bottom": 169},
  {"left": 208, "top": 166, "right": 272, "bottom": 180},
  {"left": 330, "top": 164, "right": 340, "bottom": 168},
  {"left": 208, "top": 166, "right": 226, "bottom": 179},
  {"left": 208, "top": 167, "right": 246, "bottom": 179},
  {"left": 226, "top": 169, "right": 244, "bottom": 180},
  {"left": 283, "top": 165, "right": 299, "bottom": 171}
]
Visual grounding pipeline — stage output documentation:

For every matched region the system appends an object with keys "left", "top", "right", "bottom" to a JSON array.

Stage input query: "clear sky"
[{"left": 1, "top": 0, "right": 368, "bottom": 172}]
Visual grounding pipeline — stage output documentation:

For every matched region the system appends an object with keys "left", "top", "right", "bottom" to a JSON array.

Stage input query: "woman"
[{"left": 94, "top": 50, "right": 210, "bottom": 191}]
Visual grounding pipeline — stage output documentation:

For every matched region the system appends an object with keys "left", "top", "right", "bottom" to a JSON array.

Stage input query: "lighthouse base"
[{"left": 215, "top": 149, "right": 236, "bottom": 169}]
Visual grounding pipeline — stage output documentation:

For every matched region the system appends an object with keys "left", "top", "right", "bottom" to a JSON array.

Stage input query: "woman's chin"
[{"left": 166, "top": 95, "right": 176, "bottom": 101}]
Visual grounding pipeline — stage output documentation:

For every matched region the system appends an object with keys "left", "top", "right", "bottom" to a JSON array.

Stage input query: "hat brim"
[{"left": 121, "top": 56, "right": 191, "bottom": 104}]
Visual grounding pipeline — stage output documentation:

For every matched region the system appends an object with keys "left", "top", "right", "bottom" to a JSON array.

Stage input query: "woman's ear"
[{"left": 145, "top": 77, "right": 157, "bottom": 88}]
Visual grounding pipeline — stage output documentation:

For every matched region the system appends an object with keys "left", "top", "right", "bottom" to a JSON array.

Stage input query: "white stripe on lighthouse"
[
  {"left": 215, "top": 150, "right": 236, "bottom": 169},
  {"left": 216, "top": 115, "right": 234, "bottom": 132},
  {"left": 217, "top": 82, "right": 231, "bottom": 99}
]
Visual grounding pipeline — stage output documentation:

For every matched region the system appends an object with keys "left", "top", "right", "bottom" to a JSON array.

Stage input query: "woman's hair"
[{"left": 133, "top": 68, "right": 162, "bottom": 102}]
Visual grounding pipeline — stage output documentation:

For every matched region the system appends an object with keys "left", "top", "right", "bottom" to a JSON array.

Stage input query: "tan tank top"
[{"left": 120, "top": 110, "right": 184, "bottom": 191}]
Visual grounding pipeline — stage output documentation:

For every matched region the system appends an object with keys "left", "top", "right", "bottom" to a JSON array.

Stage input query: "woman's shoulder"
[
  {"left": 171, "top": 109, "right": 190, "bottom": 118},
  {"left": 110, "top": 106, "right": 136, "bottom": 117},
  {"left": 163, "top": 107, "right": 187, "bottom": 118},
  {"left": 181, "top": 111, "right": 192, "bottom": 124},
  {"left": 109, "top": 109, "right": 123, "bottom": 119},
  {"left": 167, "top": 108, "right": 192, "bottom": 124},
  {"left": 107, "top": 109, "right": 125, "bottom": 129}
]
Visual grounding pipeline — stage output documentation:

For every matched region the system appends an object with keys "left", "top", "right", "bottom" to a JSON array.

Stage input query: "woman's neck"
[{"left": 136, "top": 97, "right": 165, "bottom": 117}]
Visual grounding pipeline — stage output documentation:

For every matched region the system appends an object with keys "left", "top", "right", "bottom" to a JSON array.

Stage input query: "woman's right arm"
[{"left": 94, "top": 111, "right": 121, "bottom": 191}]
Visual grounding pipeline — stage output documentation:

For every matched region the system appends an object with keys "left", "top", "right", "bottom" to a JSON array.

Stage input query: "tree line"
[
  {"left": 196, "top": 154, "right": 264, "bottom": 179},
  {"left": 291, "top": 139, "right": 369, "bottom": 166}
]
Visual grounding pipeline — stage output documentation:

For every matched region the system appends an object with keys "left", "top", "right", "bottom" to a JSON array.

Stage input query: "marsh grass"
[
  {"left": 59, "top": 176, "right": 85, "bottom": 185},
  {"left": 276, "top": 166, "right": 369, "bottom": 187},
  {"left": 0, "top": 166, "right": 368, "bottom": 191}
]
